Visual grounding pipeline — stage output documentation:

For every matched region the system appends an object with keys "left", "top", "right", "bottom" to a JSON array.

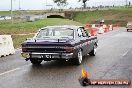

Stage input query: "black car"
[{"left": 21, "top": 25, "right": 98, "bottom": 65}]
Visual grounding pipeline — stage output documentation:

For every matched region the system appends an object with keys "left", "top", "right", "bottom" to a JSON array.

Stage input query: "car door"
[
  {"left": 87, "top": 36, "right": 95, "bottom": 53},
  {"left": 77, "top": 28, "right": 88, "bottom": 56},
  {"left": 81, "top": 28, "right": 93, "bottom": 55}
]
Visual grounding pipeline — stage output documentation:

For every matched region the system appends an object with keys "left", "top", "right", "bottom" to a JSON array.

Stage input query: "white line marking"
[
  {"left": 0, "top": 68, "right": 21, "bottom": 76},
  {"left": 122, "top": 49, "right": 131, "bottom": 57},
  {"left": 0, "top": 64, "right": 31, "bottom": 77}
]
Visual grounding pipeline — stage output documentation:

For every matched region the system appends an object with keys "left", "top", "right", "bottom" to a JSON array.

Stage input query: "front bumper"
[{"left": 21, "top": 52, "right": 73, "bottom": 60}]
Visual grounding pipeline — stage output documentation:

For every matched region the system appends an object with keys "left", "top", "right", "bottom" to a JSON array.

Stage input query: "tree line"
[{"left": 53, "top": 0, "right": 89, "bottom": 9}]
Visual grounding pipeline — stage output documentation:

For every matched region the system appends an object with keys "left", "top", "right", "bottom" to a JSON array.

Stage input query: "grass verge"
[
  {"left": 0, "top": 18, "right": 82, "bottom": 34},
  {"left": 12, "top": 35, "right": 34, "bottom": 48},
  {"left": 72, "top": 8, "right": 132, "bottom": 26}
]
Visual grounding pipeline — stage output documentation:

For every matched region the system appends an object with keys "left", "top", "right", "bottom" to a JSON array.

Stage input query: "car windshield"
[{"left": 36, "top": 27, "right": 74, "bottom": 39}]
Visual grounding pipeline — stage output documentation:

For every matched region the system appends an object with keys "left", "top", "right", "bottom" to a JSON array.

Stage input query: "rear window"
[{"left": 36, "top": 27, "right": 74, "bottom": 39}]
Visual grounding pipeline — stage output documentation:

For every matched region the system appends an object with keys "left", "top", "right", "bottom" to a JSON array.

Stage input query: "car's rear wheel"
[
  {"left": 127, "top": 29, "right": 129, "bottom": 32},
  {"left": 89, "top": 45, "right": 97, "bottom": 56},
  {"left": 72, "top": 49, "right": 83, "bottom": 65},
  {"left": 30, "top": 58, "right": 42, "bottom": 65}
]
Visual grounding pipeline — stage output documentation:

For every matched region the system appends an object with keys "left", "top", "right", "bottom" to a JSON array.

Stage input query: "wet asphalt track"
[{"left": 0, "top": 27, "right": 132, "bottom": 88}]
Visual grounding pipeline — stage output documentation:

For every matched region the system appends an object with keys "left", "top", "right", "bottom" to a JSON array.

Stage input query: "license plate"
[
  {"left": 32, "top": 55, "right": 41, "bottom": 58},
  {"left": 45, "top": 55, "right": 53, "bottom": 58}
]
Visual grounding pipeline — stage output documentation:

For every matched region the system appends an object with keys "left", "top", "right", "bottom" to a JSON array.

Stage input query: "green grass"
[
  {"left": 0, "top": 11, "right": 21, "bottom": 16},
  {"left": 12, "top": 35, "right": 34, "bottom": 48},
  {"left": 72, "top": 8, "right": 132, "bottom": 26},
  {"left": 0, "top": 11, "right": 12, "bottom": 16},
  {"left": 0, "top": 10, "right": 43, "bottom": 16},
  {"left": 0, "top": 18, "right": 82, "bottom": 34},
  {"left": 0, "top": 10, "right": 55, "bottom": 16}
]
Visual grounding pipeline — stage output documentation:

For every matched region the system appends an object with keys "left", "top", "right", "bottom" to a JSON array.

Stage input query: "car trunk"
[{"left": 22, "top": 39, "right": 73, "bottom": 53}]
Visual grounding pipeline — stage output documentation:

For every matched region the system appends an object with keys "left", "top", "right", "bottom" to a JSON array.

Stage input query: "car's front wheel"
[
  {"left": 30, "top": 58, "right": 42, "bottom": 65},
  {"left": 89, "top": 45, "right": 97, "bottom": 56},
  {"left": 72, "top": 49, "right": 83, "bottom": 65}
]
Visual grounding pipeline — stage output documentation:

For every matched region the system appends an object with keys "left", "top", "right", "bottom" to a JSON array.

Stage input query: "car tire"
[
  {"left": 89, "top": 45, "right": 97, "bottom": 56},
  {"left": 30, "top": 58, "right": 42, "bottom": 65},
  {"left": 127, "top": 29, "right": 129, "bottom": 32},
  {"left": 72, "top": 49, "right": 83, "bottom": 65}
]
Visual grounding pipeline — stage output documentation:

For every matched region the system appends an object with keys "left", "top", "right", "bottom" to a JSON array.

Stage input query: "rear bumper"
[{"left": 21, "top": 52, "right": 74, "bottom": 60}]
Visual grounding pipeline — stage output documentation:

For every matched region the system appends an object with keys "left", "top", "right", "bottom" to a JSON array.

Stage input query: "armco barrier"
[
  {"left": 85, "top": 23, "right": 115, "bottom": 35},
  {"left": 0, "top": 35, "right": 15, "bottom": 57}
]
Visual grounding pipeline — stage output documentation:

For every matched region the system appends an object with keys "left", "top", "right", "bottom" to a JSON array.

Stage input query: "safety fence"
[{"left": 85, "top": 23, "right": 121, "bottom": 36}]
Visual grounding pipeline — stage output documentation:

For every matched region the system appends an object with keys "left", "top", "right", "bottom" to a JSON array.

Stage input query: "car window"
[
  {"left": 36, "top": 27, "right": 74, "bottom": 39},
  {"left": 81, "top": 28, "right": 87, "bottom": 37},
  {"left": 77, "top": 28, "right": 83, "bottom": 37},
  {"left": 77, "top": 28, "right": 87, "bottom": 37}
]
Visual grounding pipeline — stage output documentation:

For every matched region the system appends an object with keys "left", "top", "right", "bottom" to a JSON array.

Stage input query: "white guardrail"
[{"left": 0, "top": 35, "right": 15, "bottom": 57}]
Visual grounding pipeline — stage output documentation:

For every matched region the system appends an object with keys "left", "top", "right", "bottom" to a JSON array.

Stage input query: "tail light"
[
  {"left": 64, "top": 47, "right": 74, "bottom": 53},
  {"left": 22, "top": 47, "right": 27, "bottom": 52}
]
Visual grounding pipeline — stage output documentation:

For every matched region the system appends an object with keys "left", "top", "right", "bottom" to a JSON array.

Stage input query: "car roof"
[{"left": 41, "top": 25, "right": 84, "bottom": 30}]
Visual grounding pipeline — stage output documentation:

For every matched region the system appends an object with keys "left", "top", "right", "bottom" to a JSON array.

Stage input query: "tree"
[
  {"left": 129, "top": 1, "right": 131, "bottom": 6},
  {"left": 53, "top": 0, "right": 68, "bottom": 8},
  {"left": 79, "top": 0, "right": 89, "bottom": 9}
]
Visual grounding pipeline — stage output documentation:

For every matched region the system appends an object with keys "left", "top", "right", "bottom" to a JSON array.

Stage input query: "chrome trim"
[
  {"left": 23, "top": 46, "right": 65, "bottom": 48},
  {"left": 31, "top": 52, "right": 73, "bottom": 55},
  {"left": 21, "top": 52, "right": 73, "bottom": 59},
  {"left": 22, "top": 46, "right": 74, "bottom": 49}
]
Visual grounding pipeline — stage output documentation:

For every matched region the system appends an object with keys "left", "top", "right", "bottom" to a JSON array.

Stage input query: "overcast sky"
[{"left": 0, "top": 0, "right": 132, "bottom": 11}]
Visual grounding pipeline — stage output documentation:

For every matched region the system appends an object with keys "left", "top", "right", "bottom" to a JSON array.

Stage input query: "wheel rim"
[
  {"left": 78, "top": 50, "right": 82, "bottom": 64},
  {"left": 94, "top": 45, "right": 97, "bottom": 55}
]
